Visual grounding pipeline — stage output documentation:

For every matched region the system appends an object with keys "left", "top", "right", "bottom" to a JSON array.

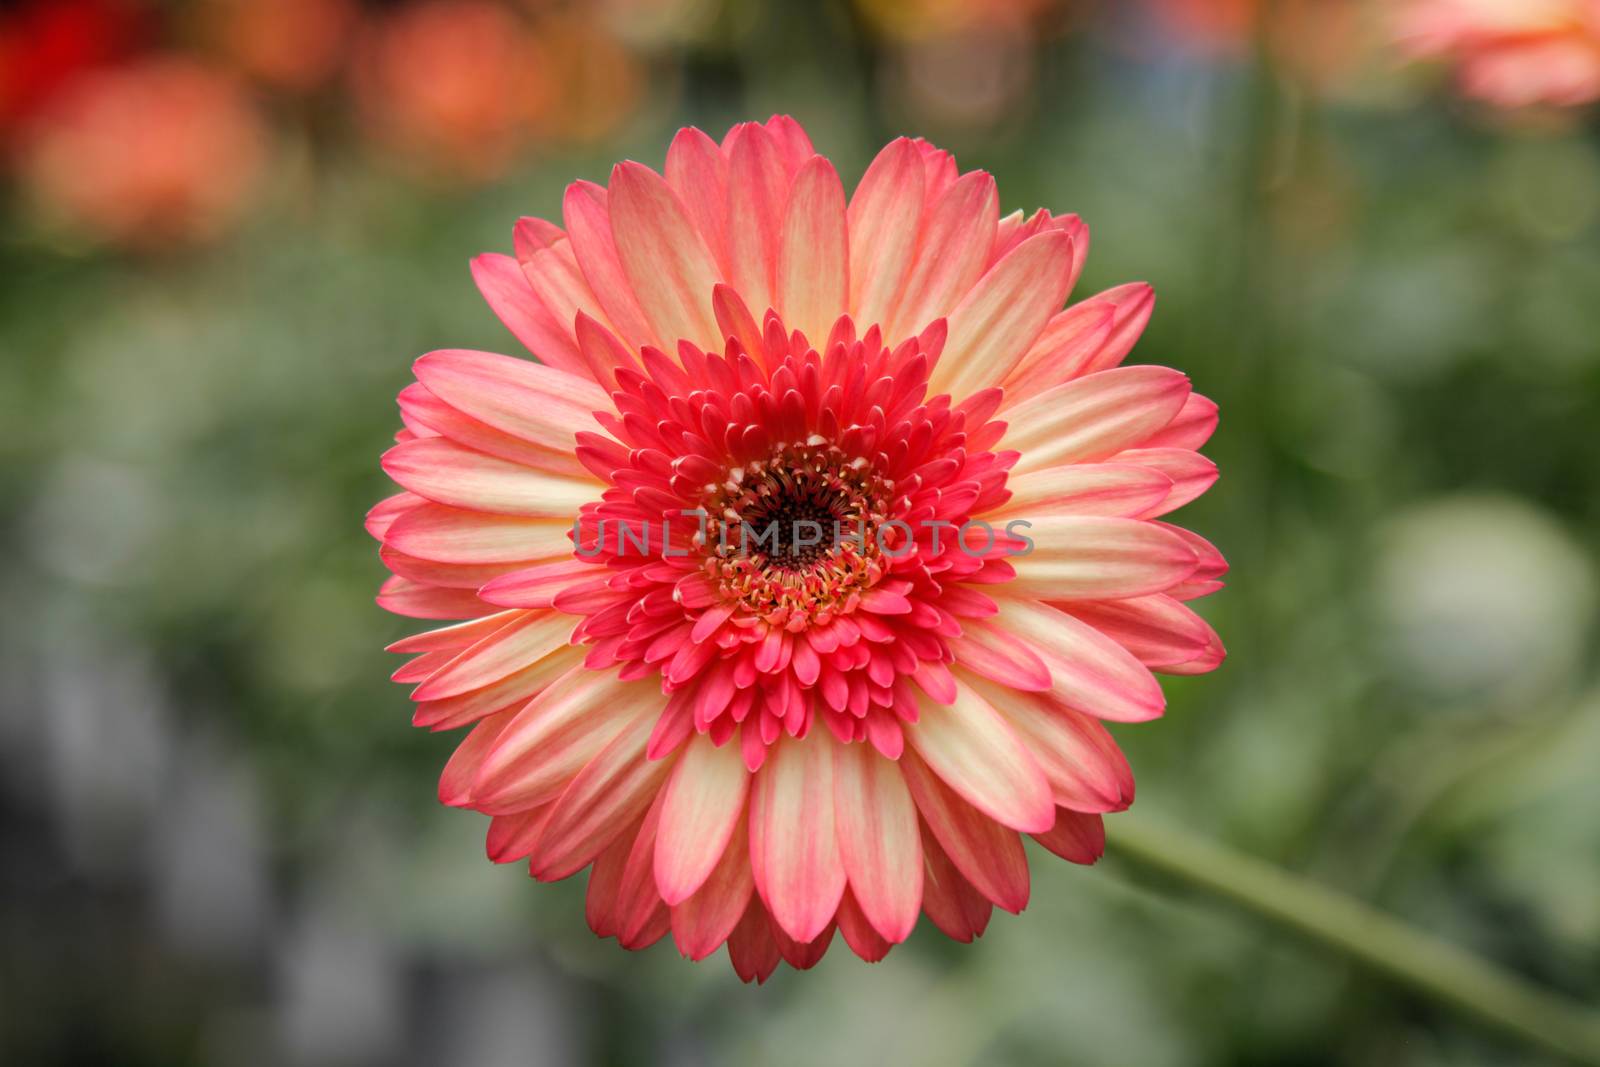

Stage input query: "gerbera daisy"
[
  {"left": 1395, "top": 0, "right": 1600, "bottom": 109},
  {"left": 370, "top": 116, "right": 1226, "bottom": 980}
]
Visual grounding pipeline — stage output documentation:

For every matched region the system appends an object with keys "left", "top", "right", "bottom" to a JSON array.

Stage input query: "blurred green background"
[{"left": 3, "top": 0, "right": 1599, "bottom": 1064}]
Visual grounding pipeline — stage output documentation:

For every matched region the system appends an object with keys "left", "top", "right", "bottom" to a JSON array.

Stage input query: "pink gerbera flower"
[
  {"left": 1395, "top": 0, "right": 1600, "bottom": 109},
  {"left": 370, "top": 116, "right": 1226, "bottom": 980}
]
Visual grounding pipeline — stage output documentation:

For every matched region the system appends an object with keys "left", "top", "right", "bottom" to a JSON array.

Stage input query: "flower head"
[
  {"left": 1395, "top": 0, "right": 1600, "bottom": 109},
  {"left": 372, "top": 117, "right": 1226, "bottom": 979}
]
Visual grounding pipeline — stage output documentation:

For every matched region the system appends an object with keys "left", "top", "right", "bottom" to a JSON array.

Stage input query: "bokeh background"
[{"left": 4, "top": 0, "right": 1600, "bottom": 1064}]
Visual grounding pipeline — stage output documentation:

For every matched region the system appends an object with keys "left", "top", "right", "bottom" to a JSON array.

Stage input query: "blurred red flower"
[
  {"left": 0, "top": 0, "right": 147, "bottom": 133},
  {"left": 20, "top": 57, "right": 267, "bottom": 248}
]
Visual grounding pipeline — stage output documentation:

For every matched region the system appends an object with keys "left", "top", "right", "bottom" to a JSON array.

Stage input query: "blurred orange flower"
[
  {"left": 353, "top": 0, "right": 551, "bottom": 183},
  {"left": 200, "top": 0, "right": 360, "bottom": 94},
  {"left": 20, "top": 57, "right": 266, "bottom": 248},
  {"left": 526, "top": 11, "right": 644, "bottom": 144},
  {"left": 856, "top": 0, "right": 1061, "bottom": 39},
  {"left": 1395, "top": 0, "right": 1600, "bottom": 109}
]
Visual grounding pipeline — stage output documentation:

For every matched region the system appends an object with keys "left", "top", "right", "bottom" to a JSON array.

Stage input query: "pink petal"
[
  {"left": 964, "top": 674, "right": 1133, "bottom": 813},
  {"left": 412, "top": 610, "right": 577, "bottom": 701},
  {"left": 906, "top": 679, "right": 1055, "bottom": 833},
  {"left": 607, "top": 161, "right": 721, "bottom": 352},
  {"left": 386, "top": 610, "right": 519, "bottom": 654},
  {"left": 1005, "top": 515, "right": 1199, "bottom": 601},
  {"left": 438, "top": 709, "right": 516, "bottom": 808},
  {"left": 998, "top": 463, "right": 1174, "bottom": 518},
  {"left": 749, "top": 733, "right": 847, "bottom": 943},
  {"left": 1063, "top": 593, "right": 1215, "bottom": 668},
  {"left": 384, "top": 503, "right": 573, "bottom": 565},
  {"left": 885, "top": 170, "right": 999, "bottom": 343},
  {"left": 562, "top": 181, "right": 654, "bottom": 351},
  {"left": 832, "top": 740, "right": 923, "bottom": 943},
  {"left": 397, "top": 382, "right": 591, "bottom": 477},
  {"left": 776, "top": 155, "right": 849, "bottom": 346},
  {"left": 917, "top": 819, "right": 993, "bottom": 941},
  {"left": 725, "top": 899, "right": 782, "bottom": 984},
  {"left": 847, "top": 137, "right": 925, "bottom": 332},
  {"left": 469, "top": 253, "right": 585, "bottom": 375},
  {"left": 1033, "top": 809, "right": 1106, "bottom": 865},
  {"left": 1156, "top": 623, "right": 1227, "bottom": 675},
  {"left": 900, "top": 748, "right": 1031, "bottom": 912},
  {"left": 654, "top": 733, "right": 751, "bottom": 904},
  {"left": 413, "top": 644, "right": 585, "bottom": 732},
  {"left": 478, "top": 559, "right": 596, "bottom": 610},
  {"left": 725, "top": 122, "right": 790, "bottom": 319},
  {"left": 1109, "top": 447, "right": 1219, "bottom": 516},
  {"left": 1142, "top": 392, "right": 1219, "bottom": 450},
  {"left": 992, "top": 599, "right": 1166, "bottom": 722},
  {"left": 1001, "top": 300, "right": 1115, "bottom": 403},
  {"left": 584, "top": 820, "right": 636, "bottom": 938},
  {"left": 366, "top": 491, "right": 423, "bottom": 541},
  {"left": 665, "top": 126, "right": 732, "bottom": 277},
  {"left": 835, "top": 888, "right": 892, "bottom": 962},
  {"left": 471, "top": 668, "right": 661, "bottom": 813},
  {"left": 382, "top": 437, "right": 600, "bottom": 518},
  {"left": 934, "top": 230, "right": 1076, "bottom": 401},
  {"left": 947, "top": 619, "right": 1052, "bottom": 692},
  {"left": 529, "top": 709, "right": 672, "bottom": 881},
  {"left": 413, "top": 349, "right": 608, "bottom": 455},
  {"left": 669, "top": 810, "right": 755, "bottom": 960},
  {"left": 1006, "top": 365, "right": 1192, "bottom": 473},
  {"left": 376, "top": 575, "right": 493, "bottom": 620},
  {"left": 485, "top": 806, "right": 552, "bottom": 864},
  {"left": 1088, "top": 282, "right": 1156, "bottom": 371}
]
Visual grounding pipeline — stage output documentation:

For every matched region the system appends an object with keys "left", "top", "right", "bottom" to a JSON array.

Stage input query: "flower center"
[{"left": 698, "top": 438, "right": 893, "bottom": 623}]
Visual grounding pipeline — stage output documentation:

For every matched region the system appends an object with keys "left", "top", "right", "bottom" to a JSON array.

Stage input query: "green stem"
[{"left": 1108, "top": 815, "right": 1600, "bottom": 1065}]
